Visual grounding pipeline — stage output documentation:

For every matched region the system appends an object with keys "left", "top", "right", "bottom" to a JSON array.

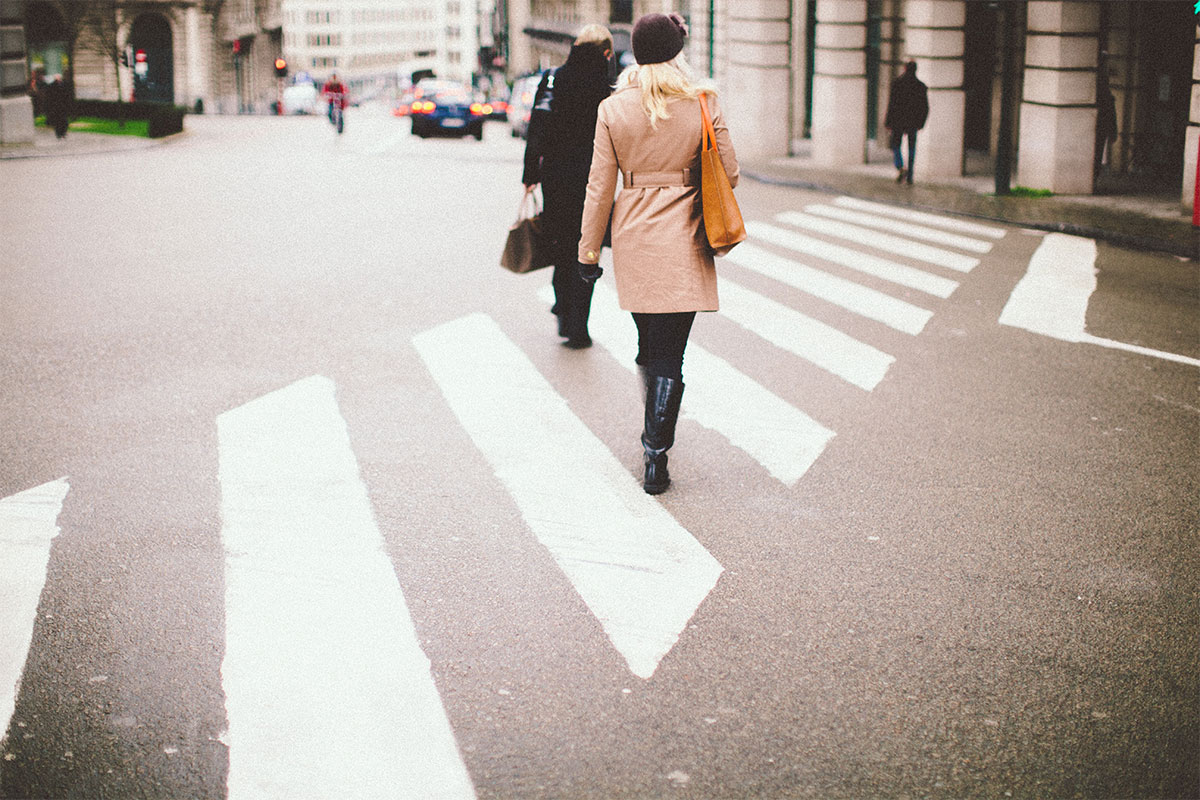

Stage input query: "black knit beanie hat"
[{"left": 631, "top": 13, "right": 688, "bottom": 65}]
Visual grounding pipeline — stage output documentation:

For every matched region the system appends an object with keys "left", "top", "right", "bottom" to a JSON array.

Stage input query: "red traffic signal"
[
  {"left": 274, "top": 57, "right": 288, "bottom": 78},
  {"left": 135, "top": 49, "right": 146, "bottom": 63}
]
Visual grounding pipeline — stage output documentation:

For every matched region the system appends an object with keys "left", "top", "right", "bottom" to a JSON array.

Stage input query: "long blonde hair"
[{"left": 617, "top": 52, "right": 715, "bottom": 128}]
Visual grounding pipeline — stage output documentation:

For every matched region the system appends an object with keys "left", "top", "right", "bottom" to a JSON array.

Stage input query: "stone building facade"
[
  {"left": 20, "top": 0, "right": 286, "bottom": 116},
  {"left": 509, "top": 0, "right": 1198, "bottom": 208},
  {"left": 689, "top": 0, "right": 1198, "bottom": 207}
]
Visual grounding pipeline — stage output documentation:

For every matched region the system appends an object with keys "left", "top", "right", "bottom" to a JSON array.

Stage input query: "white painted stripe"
[
  {"left": 218, "top": 376, "right": 475, "bottom": 800},
  {"left": 414, "top": 314, "right": 722, "bottom": 679},
  {"left": 833, "top": 196, "right": 1007, "bottom": 239},
  {"left": 540, "top": 285, "right": 836, "bottom": 485},
  {"left": 804, "top": 203, "right": 994, "bottom": 253},
  {"left": 746, "top": 221, "right": 959, "bottom": 298},
  {"left": 722, "top": 242, "right": 933, "bottom": 335},
  {"left": 776, "top": 211, "right": 980, "bottom": 273},
  {"left": 0, "top": 478, "right": 69, "bottom": 742},
  {"left": 719, "top": 279, "right": 895, "bottom": 391},
  {"left": 999, "top": 232, "right": 1096, "bottom": 341},
  {"left": 1001, "top": 233, "right": 1200, "bottom": 368}
]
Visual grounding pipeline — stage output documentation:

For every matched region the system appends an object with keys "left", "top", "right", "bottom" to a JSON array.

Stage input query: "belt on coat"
[{"left": 622, "top": 169, "right": 697, "bottom": 188}]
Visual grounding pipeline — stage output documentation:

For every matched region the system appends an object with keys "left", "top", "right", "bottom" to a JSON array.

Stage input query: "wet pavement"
[{"left": 5, "top": 120, "right": 1198, "bottom": 259}]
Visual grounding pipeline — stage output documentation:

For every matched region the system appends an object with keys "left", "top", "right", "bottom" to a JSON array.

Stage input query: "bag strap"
[
  {"left": 516, "top": 186, "right": 540, "bottom": 221},
  {"left": 699, "top": 93, "right": 717, "bottom": 154}
]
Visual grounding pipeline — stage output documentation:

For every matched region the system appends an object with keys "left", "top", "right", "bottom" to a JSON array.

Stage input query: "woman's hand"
[{"left": 578, "top": 262, "right": 603, "bottom": 284}]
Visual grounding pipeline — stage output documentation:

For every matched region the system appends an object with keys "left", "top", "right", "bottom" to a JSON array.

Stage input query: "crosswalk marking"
[
  {"left": 217, "top": 376, "right": 476, "bottom": 800},
  {"left": 1000, "top": 233, "right": 1200, "bottom": 367},
  {"left": 803, "top": 203, "right": 995, "bottom": 253},
  {"left": 775, "top": 211, "right": 980, "bottom": 273},
  {"left": 722, "top": 242, "right": 933, "bottom": 335},
  {"left": 0, "top": 478, "right": 69, "bottom": 745},
  {"left": 832, "top": 196, "right": 1008, "bottom": 239},
  {"left": 414, "top": 313, "right": 723, "bottom": 679},
  {"left": 541, "top": 285, "right": 836, "bottom": 485},
  {"left": 747, "top": 221, "right": 960, "bottom": 298},
  {"left": 719, "top": 278, "right": 895, "bottom": 391}
]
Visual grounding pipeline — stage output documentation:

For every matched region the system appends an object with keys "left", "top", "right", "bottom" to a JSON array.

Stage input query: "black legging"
[{"left": 633, "top": 312, "right": 696, "bottom": 380}]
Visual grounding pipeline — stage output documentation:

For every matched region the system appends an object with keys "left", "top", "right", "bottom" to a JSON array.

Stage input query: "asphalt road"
[{"left": 1, "top": 105, "right": 1197, "bottom": 800}]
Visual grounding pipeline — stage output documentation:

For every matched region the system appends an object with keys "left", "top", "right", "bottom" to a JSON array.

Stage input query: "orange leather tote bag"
[{"left": 699, "top": 93, "right": 746, "bottom": 254}]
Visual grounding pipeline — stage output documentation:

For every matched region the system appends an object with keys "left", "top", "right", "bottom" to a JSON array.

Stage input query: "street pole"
[{"left": 994, "top": 3, "right": 1016, "bottom": 196}]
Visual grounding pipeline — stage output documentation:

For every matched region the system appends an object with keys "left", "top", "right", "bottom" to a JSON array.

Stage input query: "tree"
[{"left": 85, "top": 0, "right": 127, "bottom": 106}]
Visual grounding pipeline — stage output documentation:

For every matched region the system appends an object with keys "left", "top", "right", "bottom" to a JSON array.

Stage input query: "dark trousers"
[
  {"left": 632, "top": 311, "right": 696, "bottom": 380},
  {"left": 550, "top": 239, "right": 594, "bottom": 335},
  {"left": 891, "top": 129, "right": 917, "bottom": 180}
]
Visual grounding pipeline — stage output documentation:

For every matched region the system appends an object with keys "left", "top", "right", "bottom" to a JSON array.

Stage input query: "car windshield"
[{"left": 434, "top": 89, "right": 471, "bottom": 103}]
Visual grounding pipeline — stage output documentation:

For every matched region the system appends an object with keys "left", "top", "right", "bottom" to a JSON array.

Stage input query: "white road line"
[
  {"left": 722, "top": 242, "right": 933, "bottom": 335},
  {"left": 833, "top": 196, "right": 1008, "bottom": 239},
  {"left": 218, "top": 376, "right": 476, "bottom": 800},
  {"left": 746, "top": 221, "right": 959, "bottom": 298},
  {"left": 719, "top": 279, "right": 895, "bottom": 391},
  {"left": 414, "top": 313, "right": 722, "bottom": 679},
  {"left": 1000, "top": 233, "right": 1200, "bottom": 368},
  {"left": 0, "top": 478, "right": 69, "bottom": 743},
  {"left": 803, "top": 203, "right": 995, "bottom": 253},
  {"left": 540, "top": 285, "right": 836, "bottom": 485},
  {"left": 776, "top": 211, "right": 980, "bottom": 272}
]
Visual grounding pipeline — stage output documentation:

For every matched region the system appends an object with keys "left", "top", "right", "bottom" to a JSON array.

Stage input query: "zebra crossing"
[{"left": 1, "top": 196, "right": 1008, "bottom": 797}]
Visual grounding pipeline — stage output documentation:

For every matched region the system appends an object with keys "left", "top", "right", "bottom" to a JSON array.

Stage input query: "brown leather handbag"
[{"left": 698, "top": 93, "right": 746, "bottom": 254}]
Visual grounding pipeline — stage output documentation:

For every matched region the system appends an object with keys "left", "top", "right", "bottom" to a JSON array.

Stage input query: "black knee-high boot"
[{"left": 642, "top": 374, "right": 684, "bottom": 495}]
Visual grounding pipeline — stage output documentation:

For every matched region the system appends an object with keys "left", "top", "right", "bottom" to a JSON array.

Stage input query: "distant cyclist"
[{"left": 322, "top": 72, "right": 349, "bottom": 132}]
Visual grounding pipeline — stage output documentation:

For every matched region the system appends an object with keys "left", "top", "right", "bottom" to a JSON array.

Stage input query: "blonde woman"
[{"left": 577, "top": 12, "right": 739, "bottom": 495}]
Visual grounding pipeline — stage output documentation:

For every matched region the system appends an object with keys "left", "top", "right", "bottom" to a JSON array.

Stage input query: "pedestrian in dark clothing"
[
  {"left": 884, "top": 61, "right": 928, "bottom": 184},
  {"left": 42, "top": 75, "right": 71, "bottom": 139},
  {"left": 522, "top": 24, "right": 614, "bottom": 349}
]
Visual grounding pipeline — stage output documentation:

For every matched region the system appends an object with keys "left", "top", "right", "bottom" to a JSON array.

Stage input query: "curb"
[{"left": 743, "top": 168, "right": 1199, "bottom": 261}]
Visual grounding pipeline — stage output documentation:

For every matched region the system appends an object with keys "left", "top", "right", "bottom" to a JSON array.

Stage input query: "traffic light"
[{"left": 274, "top": 58, "right": 288, "bottom": 78}]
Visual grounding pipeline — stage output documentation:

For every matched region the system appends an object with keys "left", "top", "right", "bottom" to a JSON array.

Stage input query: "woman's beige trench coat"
[{"left": 578, "top": 84, "right": 739, "bottom": 314}]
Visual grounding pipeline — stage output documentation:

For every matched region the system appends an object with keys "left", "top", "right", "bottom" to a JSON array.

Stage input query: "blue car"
[{"left": 409, "top": 81, "right": 486, "bottom": 141}]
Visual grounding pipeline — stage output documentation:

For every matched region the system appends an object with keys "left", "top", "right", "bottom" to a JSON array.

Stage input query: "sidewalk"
[
  {"left": 0, "top": 124, "right": 167, "bottom": 161},
  {"left": 744, "top": 146, "right": 1199, "bottom": 260}
]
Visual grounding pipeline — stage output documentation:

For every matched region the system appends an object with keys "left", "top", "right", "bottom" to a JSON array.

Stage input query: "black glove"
[{"left": 578, "top": 261, "right": 603, "bottom": 284}]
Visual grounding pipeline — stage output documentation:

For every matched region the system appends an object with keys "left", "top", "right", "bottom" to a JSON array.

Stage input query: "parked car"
[
  {"left": 507, "top": 72, "right": 543, "bottom": 139},
  {"left": 281, "top": 83, "right": 320, "bottom": 115},
  {"left": 409, "top": 81, "right": 487, "bottom": 140}
]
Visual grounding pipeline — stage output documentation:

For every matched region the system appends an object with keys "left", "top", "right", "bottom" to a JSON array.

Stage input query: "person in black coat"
[
  {"left": 43, "top": 75, "right": 71, "bottom": 139},
  {"left": 522, "top": 25, "right": 614, "bottom": 349},
  {"left": 884, "top": 61, "right": 929, "bottom": 185}
]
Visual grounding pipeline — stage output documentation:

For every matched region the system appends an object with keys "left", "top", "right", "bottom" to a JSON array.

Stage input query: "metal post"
[{"left": 993, "top": 3, "right": 1017, "bottom": 196}]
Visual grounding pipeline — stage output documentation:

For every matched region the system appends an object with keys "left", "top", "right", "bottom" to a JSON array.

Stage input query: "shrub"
[{"left": 68, "top": 99, "right": 187, "bottom": 138}]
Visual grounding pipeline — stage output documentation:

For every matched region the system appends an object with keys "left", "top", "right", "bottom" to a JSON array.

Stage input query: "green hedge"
[{"left": 70, "top": 99, "right": 187, "bottom": 138}]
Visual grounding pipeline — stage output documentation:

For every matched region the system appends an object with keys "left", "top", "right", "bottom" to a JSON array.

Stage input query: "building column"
[
  {"left": 1182, "top": 23, "right": 1199, "bottom": 211},
  {"left": 186, "top": 5, "right": 207, "bottom": 111},
  {"left": 722, "top": 0, "right": 791, "bottom": 162},
  {"left": 811, "top": 0, "right": 867, "bottom": 166},
  {"left": 1017, "top": 1, "right": 1099, "bottom": 195},
  {"left": 0, "top": 0, "right": 33, "bottom": 145},
  {"left": 903, "top": 0, "right": 965, "bottom": 180}
]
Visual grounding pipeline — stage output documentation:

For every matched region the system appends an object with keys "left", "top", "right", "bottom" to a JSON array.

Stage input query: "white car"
[{"left": 281, "top": 84, "right": 321, "bottom": 115}]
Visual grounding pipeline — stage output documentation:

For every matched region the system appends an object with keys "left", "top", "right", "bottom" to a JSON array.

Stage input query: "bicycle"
[{"left": 326, "top": 93, "right": 345, "bottom": 134}]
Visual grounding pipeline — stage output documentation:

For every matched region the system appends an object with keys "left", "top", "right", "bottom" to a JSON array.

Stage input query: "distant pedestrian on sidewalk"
[
  {"left": 577, "top": 12, "right": 739, "bottom": 495},
  {"left": 884, "top": 61, "right": 928, "bottom": 185},
  {"left": 43, "top": 75, "right": 71, "bottom": 139},
  {"left": 522, "top": 24, "right": 614, "bottom": 349}
]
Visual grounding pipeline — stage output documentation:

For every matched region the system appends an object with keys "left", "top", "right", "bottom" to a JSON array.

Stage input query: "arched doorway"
[{"left": 130, "top": 13, "right": 174, "bottom": 104}]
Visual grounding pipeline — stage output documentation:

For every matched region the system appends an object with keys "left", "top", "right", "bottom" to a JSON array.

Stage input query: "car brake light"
[{"left": 470, "top": 103, "right": 484, "bottom": 115}]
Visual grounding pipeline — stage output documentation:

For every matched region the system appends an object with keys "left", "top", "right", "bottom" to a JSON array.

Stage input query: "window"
[{"left": 610, "top": 0, "right": 632, "bottom": 24}]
